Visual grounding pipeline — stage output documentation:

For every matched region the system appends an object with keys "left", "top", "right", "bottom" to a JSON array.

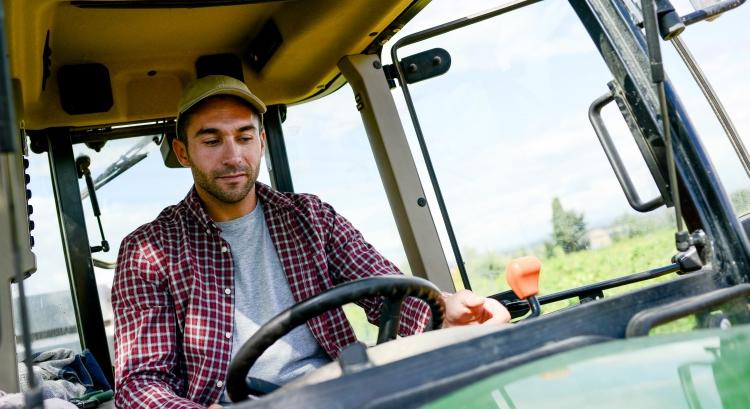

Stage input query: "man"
[{"left": 112, "top": 75, "right": 510, "bottom": 409}]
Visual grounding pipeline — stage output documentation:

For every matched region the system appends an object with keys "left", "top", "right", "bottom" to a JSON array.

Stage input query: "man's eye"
[{"left": 203, "top": 140, "right": 219, "bottom": 146}]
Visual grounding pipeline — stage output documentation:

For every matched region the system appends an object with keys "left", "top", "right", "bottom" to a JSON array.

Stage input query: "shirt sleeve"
[
  {"left": 319, "top": 201, "right": 433, "bottom": 337},
  {"left": 112, "top": 233, "right": 204, "bottom": 409}
]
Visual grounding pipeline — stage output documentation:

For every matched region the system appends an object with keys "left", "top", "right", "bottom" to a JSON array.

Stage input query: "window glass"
[
  {"left": 76, "top": 136, "right": 194, "bottom": 360},
  {"left": 285, "top": 89, "right": 408, "bottom": 266},
  {"left": 387, "top": 0, "right": 678, "bottom": 304},
  {"left": 77, "top": 136, "right": 271, "bottom": 359},
  {"left": 655, "top": 0, "right": 750, "bottom": 217},
  {"left": 16, "top": 133, "right": 271, "bottom": 362},
  {"left": 13, "top": 151, "right": 82, "bottom": 357}
]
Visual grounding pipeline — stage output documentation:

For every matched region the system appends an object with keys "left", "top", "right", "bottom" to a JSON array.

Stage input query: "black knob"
[{"left": 76, "top": 155, "right": 92, "bottom": 178}]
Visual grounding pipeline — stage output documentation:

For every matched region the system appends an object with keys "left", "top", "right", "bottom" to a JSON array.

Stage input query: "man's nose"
[{"left": 221, "top": 139, "right": 244, "bottom": 166}]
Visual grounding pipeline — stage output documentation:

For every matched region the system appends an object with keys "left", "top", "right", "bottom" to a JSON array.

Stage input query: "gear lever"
[{"left": 506, "top": 256, "right": 542, "bottom": 319}]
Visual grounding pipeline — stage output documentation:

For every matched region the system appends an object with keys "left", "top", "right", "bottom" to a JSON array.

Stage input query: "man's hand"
[
  {"left": 441, "top": 290, "right": 511, "bottom": 328},
  {"left": 208, "top": 404, "right": 223, "bottom": 409}
]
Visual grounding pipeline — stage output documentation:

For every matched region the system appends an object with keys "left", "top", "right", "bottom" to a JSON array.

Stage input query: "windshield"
[
  {"left": 385, "top": 0, "right": 750, "bottom": 301},
  {"left": 655, "top": 1, "right": 750, "bottom": 217}
]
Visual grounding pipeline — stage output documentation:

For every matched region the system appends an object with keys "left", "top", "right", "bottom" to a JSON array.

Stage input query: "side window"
[
  {"left": 15, "top": 135, "right": 272, "bottom": 361},
  {"left": 78, "top": 137, "right": 271, "bottom": 359},
  {"left": 656, "top": 1, "right": 750, "bottom": 217},
  {"left": 13, "top": 151, "right": 82, "bottom": 356},
  {"left": 76, "top": 138, "right": 194, "bottom": 360},
  {"left": 388, "top": 1, "right": 676, "bottom": 304}
]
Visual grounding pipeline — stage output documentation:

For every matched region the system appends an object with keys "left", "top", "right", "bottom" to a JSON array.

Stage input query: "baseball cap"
[{"left": 176, "top": 75, "right": 267, "bottom": 131}]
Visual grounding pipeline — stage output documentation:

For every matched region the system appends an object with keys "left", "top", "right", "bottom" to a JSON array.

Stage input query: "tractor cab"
[{"left": 1, "top": 0, "right": 749, "bottom": 407}]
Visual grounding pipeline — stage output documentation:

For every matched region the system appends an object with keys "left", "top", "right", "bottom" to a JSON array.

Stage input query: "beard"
[{"left": 191, "top": 164, "right": 258, "bottom": 204}]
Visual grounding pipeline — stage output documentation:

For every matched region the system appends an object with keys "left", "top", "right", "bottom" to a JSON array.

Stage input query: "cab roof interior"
[{"left": 5, "top": 0, "right": 429, "bottom": 132}]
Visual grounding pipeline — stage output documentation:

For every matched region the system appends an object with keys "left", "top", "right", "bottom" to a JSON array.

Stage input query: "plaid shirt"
[{"left": 112, "top": 183, "right": 431, "bottom": 408}]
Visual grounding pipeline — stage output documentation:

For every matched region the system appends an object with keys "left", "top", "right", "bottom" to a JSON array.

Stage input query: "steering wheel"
[{"left": 225, "top": 275, "right": 446, "bottom": 402}]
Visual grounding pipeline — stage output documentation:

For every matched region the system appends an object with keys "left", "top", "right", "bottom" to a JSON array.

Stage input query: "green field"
[
  {"left": 345, "top": 227, "right": 681, "bottom": 343},
  {"left": 466, "top": 227, "right": 676, "bottom": 307}
]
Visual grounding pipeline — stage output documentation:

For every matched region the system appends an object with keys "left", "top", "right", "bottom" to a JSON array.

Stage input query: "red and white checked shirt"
[{"left": 112, "top": 183, "right": 431, "bottom": 408}]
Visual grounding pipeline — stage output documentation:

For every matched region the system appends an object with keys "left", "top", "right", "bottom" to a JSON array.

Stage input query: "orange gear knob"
[{"left": 506, "top": 256, "right": 541, "bottom": 300}]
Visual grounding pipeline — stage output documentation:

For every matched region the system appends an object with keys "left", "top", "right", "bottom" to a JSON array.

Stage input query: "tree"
[{"left": 551, "top": 197, "right": 590, "bottom": 253}]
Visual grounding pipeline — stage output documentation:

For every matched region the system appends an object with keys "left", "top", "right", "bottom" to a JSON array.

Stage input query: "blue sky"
[{"left": 21, "top": 0, "right": 750, "bottom": 295}]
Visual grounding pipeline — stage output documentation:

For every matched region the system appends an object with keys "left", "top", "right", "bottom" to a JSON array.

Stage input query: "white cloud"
[
  {"left": 285, "top": 87, "right": 364, "bottom": 144},
  {"left": 389, "top": 1, "right": 591, "bottom": 74}
]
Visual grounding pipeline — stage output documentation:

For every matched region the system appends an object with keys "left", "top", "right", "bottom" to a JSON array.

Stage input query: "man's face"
[{"left": 173, "top": 96, "right": 265, "bottom": 205}]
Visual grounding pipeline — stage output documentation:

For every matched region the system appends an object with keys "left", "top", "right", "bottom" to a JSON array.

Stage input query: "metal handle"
[{"left": 589, "top": 91, "right": 664, "bottom": 212}]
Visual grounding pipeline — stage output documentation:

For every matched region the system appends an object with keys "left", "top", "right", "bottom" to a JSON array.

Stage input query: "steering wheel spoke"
[{"left": 376, "top": 295, "right": 406, "bottom": 344}]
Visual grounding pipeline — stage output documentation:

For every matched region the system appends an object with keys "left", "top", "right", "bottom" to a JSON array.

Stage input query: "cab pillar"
[{"left": 339, "top": 54, "right": 454, "bottom": 292}]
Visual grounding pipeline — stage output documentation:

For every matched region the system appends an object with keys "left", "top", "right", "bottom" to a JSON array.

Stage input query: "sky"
[{"left": 19, "top": 0, "right": 750, "bottom": 296}]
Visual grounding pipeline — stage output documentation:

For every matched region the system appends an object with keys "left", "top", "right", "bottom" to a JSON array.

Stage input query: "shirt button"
[
  {"left": 205, "top": 229, "right": 210, "bottom": 234},
  {"left": 216, "top": 381, "right": 224, "bottom": 388},
  {"left": 225, "top": 332, "right": 231, "bottom": 339},
  {"left": 221, "top": 246, "right": 229, "bottom": 253},
  {"left": 224, "top": 288, "right": 231, "bottom": 295}
]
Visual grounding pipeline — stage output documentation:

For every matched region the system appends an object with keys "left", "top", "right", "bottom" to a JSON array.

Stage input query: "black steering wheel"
[{"left": 225, "top": 275, "right": 446, "bottom": 402}]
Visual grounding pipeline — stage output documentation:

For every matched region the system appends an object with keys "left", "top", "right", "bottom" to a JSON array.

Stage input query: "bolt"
[
  {"left": 408, "top": 63, "right": 418, "bottom": 73},
  {"left": 432, "top": 56, "right": 442, "bottom": 66},
  {"left": 417, "top": 197, "right": 427, "bottom": 207},
  {"left": 373, "top": 60, "right": 382, "bottom": 69},
  {"left": 690, "top": 230, "right": 707, "bottom": 246}
]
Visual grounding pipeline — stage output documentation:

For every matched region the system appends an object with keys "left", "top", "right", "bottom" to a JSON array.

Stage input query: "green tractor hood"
[{"left": 425, "top": 325, "right": 750, "bottom": 409}]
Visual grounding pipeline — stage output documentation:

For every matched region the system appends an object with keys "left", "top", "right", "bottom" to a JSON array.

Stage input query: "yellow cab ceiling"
[{"left": 4, "top": 0, "right": 429, "bottom": 131}]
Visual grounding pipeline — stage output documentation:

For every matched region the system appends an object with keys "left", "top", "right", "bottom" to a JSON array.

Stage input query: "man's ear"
[
  {"left": 172, "top": 138, "right": 190, "bottom": 167},
  {"left": 260, "top": 128, "right": 267, "bottom": 152}
]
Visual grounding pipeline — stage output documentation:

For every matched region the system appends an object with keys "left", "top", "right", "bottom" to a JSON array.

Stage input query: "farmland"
[{"left": 345, "top": 226, "right": 679, "bottom": 343}]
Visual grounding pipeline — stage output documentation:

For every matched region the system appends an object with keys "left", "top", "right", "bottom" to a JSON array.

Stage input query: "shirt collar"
[
  {"left": 255, "top": 181, "right": 294, "bottom": 210},
  {"left": 181, "top": 181, "right": 294, "bottom": 230}
]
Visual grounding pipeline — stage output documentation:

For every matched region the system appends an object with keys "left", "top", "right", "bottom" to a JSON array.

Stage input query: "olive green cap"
[{"left": 176, "top": 75, "right": 266, "bottom": 131}]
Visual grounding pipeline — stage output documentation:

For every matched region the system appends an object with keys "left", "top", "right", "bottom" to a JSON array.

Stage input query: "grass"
[
  {"left": 466, "top": 227, "right": 678, "bottom": 314},
  {"left": 344, "top": 227, "right": 685, "bottom": 342}
]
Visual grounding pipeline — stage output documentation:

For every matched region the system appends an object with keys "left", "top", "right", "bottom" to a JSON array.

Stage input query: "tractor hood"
[{"left": 424, "top": 325, "right": 750, "bottom": 408}]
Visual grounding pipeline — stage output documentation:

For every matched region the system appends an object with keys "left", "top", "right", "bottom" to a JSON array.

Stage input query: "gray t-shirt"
[{"left": 216, "top": 202, "right": 330, "bottom": 400}]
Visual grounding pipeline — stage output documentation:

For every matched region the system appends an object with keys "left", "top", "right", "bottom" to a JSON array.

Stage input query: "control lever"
[
  {"left": 506, "top": 256, "right": 542, "bottom": 319},
  {"left": 76, "top": 155, "right": 109, "bottom": 253}
]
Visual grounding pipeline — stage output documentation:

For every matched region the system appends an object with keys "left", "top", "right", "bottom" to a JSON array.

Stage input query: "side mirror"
[
  {"left": 683, "top": 0, "right": 747, "bottom": 26},
  {"left": 384, "top": 48, "right": 451, "bottom": 89}
]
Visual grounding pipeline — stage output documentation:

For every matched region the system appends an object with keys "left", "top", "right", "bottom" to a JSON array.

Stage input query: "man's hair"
[{"left": 176, "top": 95, "right": 264, "bottom": 145}]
